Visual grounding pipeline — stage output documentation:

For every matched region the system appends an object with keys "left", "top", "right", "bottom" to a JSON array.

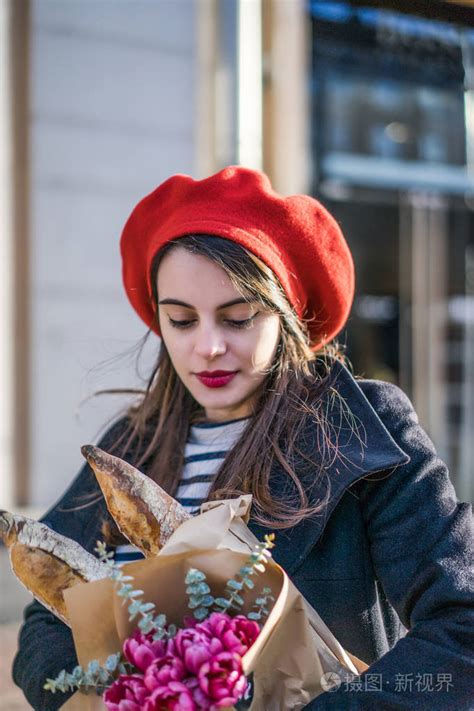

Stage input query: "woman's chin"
[{"left": 195, "top": 392, "right": 254, "bottom": 422}]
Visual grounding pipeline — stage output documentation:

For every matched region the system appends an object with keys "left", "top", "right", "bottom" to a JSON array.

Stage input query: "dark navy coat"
[{"left": 12, "top": 361, "right": 474, "bottom": 709}]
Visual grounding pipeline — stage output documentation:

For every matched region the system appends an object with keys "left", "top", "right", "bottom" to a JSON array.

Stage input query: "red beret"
[{"left": 120, "top": 165, "right": 354, "bottom": 351}]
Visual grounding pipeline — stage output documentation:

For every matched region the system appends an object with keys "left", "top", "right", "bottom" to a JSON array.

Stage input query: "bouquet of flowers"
[
  {"left": 2, "top": 445, "right": 367, "bottom": 711},
  {"left": 45, "top": 534, "right": 276, "bottom": 710}
]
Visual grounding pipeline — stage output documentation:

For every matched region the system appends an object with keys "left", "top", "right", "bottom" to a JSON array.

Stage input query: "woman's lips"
[{"left": 195, "top": 372, "right": 238, "bottom": 388}]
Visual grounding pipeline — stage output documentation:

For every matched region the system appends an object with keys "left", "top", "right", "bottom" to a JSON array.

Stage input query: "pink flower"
[
  {"left": 103, "top": 674, "right": 149, "bottom": 710},
  {"left": 182, "top": 641, "right": 213, "bottom": 676},
  {"left": 197, "top": 612, "right": 260, "bottom": 656},
  {"left": 145, "top": 680, "right": 197, "bottom": 711},
  {"left": 227, "top": 615, "right": 260, "bottom": 653},
  {"left": 144, "top": 651, "right": 186, "bottom": 688},
  {"left": 173, "top": 627, "right": 223, "bottom": 671},
  {"left": 123, "top": 629, "right": 166, "bottom": 673},
  {"left": 113, "top": 611, "right": 257, "bottom": 709},
  {"left": 198, "top": 651, "right": 247, "bottom": 708},
  {"left": 172, "top": 626, "right": 205, "bottom": 659}
]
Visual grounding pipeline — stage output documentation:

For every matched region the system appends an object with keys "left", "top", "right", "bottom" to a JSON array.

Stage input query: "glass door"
[{"left": 309, "top": 3, "right": 474, "bottom": 499}]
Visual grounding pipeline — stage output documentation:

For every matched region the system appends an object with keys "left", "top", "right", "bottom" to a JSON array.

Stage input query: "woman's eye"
[
  {"left": 225, "top": 314, "right": 258, "bottom": 329},
  {"left": 168, "top": 313, "right": 258, "bottom": 329},
  {"left": 168, "top": 318, "right": 196, "bottom": 329}
]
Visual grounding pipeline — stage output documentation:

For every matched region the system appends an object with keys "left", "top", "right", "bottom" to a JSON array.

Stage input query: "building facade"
[{"left": 1, "top": 0, "right": 473, "bottom": 516}]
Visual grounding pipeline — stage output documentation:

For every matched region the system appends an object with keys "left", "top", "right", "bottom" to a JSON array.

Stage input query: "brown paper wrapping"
[{"left": 63, "top": 497, "right": 368, "bottom": 710}]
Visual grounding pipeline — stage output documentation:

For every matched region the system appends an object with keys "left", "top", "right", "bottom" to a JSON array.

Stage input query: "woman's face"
[{"left": 156, "top": 247, "right": 281, "bottom": 422}]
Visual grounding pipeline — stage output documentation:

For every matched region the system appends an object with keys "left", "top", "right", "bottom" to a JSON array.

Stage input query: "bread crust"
[
  {"left": 0, "top": 511, "right": 107, "bottom": 625},
  {"left": 81, "top": 445, "right": 191, "bottom": 556}
]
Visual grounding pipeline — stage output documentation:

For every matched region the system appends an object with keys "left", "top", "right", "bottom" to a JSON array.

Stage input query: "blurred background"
[{"left": 1, "top": 0, "right": 474, "bottom": 707}]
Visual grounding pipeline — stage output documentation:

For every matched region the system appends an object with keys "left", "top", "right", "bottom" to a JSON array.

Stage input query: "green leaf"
[
  {"left": 239, "top": 566, "right": 253, "bottom": 576},
  {"left": 139, "top": 619, "right": 154, "bottom": 634},
  {"left": 138, "top": 614, "right": 154, "bottom": 633},
  {"left": 87, "top": 661, "right": 100, "bottom": 675},
  {"left": 71, "top": 665, "right": 84, "bottom": 679},
  {"left": 140, "top": 602, "right": 155, "bottom": 613},
  {"left": 185, "top": 568, "right": 206, "bottom": 583},
  {"left": 200, "top": 594, "right": 215, "bottom": 607},
  {"left": 214, "top": 597, "right": 231, "bottom": 609},
  {"left": 243, "top": 578, "right": 255, "bottom": 589},
  {"left": 196, "top": 582, "right": 211, "bottom": 595},
  {"left": 154, "top": 614, "right": 167, "bottom": 628},
  {"left": 127, "top": 600, "right": 142, "bottom": 618},
  {"left": 128, "top": 589, "right": 144, "bottom": 598},
  {"left": 186, "top": 583, "right": 201, "bottom": 595},
  {"left": 104, "top": 654, "right": 120, "bottom": 673},
  {"left": 97, "top": 668, "right": 110, "bottom": 684},
  {"left": 226, "top": 579, "right": 244, "bottom": 591},
  {"left": 194, "top": 607, "right": 209, "bottom": 620},
  {"left": 247, "top": 611, "right": 261, "bottom": 620}
]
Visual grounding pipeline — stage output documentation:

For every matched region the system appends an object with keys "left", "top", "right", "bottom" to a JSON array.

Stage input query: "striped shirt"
[{"left": 114, "top": 416, "right": 250, "bottom": 564}]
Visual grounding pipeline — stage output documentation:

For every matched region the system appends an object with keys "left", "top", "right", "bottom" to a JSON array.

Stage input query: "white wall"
[
  {"left": 29, "top": 0, "right": 197, "bottom": 507},
  {"left": 0, "top": 0, "right": 14, "bottom": 510}
]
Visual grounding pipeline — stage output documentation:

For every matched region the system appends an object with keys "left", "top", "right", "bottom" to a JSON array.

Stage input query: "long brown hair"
[{"left": 98, "top": 234, "right": 351, "bottom": 545}]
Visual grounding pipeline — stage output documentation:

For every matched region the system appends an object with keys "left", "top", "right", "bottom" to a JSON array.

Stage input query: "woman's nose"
[{"left": 194, "top": 324, "right": 227, "bottom": 358}]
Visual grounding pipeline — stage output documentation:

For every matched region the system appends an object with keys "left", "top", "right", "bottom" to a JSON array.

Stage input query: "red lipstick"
[{"left": 195, "top": 370, "right": 238, "bottom": 388}]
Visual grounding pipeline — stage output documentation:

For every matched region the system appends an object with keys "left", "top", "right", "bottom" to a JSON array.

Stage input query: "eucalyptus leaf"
[
  {"left": 105, "top": 654, "right": 120, "bottom": 673},
  {"left": 227, "top": 579, "right": 244, "bottom": 591},
  {"left": 247, "top": 611, "right": 261, "bottom": 620},
  {"left": 214, "top": 597, "right": 231, "bottom": 608},
  {"left": 239, "top": 566, "right": 253, "bottom": 576},
  {"left": 185, "top": 568, "right": 206, "bottom": 583},
  {"left": 128, "top": 589, "right": 144, "bottom": 598},
  {"left": 186, "top": 583, "right": 201, "bottom": 595},
  {"left": 194, "top": 607, "right": 209, "bottom": 620},
  {"left": 140, "top": 602, "right": 155, "bottom": 613},
  {"left": 200, "top": 594, "right": 215, "bottom": 606}
]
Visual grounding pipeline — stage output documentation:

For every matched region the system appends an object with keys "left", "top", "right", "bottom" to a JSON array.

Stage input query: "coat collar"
[{"left": 248, "top": 360, "right": 410, "bottom": 575}]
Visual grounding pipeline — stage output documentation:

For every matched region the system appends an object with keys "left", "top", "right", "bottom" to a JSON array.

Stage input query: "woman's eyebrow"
[{"left": 158, "top": 298, "right": 253, "bottom": 310}]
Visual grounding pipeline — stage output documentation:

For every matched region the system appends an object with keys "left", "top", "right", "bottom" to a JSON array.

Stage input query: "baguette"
[
  {"left": 81, "top": 445, "right": 191, "bottom": 556},
  {"left": 0, "top": 511, "right": 107, "bottom": 625}
]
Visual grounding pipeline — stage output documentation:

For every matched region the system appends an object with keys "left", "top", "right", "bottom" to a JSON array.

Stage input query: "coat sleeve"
[
  {"left": 305, "top": 381, "right": 474, "bottom": 710},
  {"left": 11, "top": 417, "right": 130, "bottom": 711}
]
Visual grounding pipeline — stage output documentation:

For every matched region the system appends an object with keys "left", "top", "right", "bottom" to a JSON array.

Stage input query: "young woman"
[{"left": 13, "top": 166, "right": 473, "bottom": 710}]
